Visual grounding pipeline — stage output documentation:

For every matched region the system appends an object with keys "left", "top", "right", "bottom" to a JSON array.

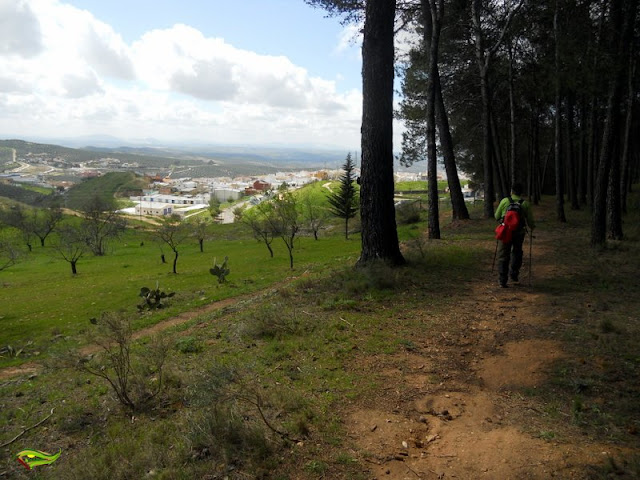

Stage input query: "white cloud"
[
  {"left": 0, "top": 0, "right": 44, "bottom": 58},
  {"left": 62, "top": 71, "right": 103, "bottom": 98},
  {"left": 0, "top": 0, "right": 364, "bottom": 149}
]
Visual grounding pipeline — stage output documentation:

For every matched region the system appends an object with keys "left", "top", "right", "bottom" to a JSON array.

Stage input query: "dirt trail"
[{"left": 344, "top": 231, "right": 624, "bottom": 479}]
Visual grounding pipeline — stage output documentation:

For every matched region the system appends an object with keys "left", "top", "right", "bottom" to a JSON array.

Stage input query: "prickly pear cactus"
[
  {"left": 210, "top": 256, "right": 230, "bottom": 283},
  {"left": 138, "top": 282, "right": 175, "bottom": 311}
]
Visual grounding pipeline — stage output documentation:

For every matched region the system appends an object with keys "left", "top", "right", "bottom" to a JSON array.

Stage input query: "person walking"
[{"left": 494, "top": 182, "right": 535, "bottom": 288}]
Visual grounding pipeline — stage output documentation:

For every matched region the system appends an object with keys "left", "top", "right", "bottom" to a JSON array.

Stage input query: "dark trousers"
[{"left": 497, "top": 230, "right": 525, "bottom": 285}]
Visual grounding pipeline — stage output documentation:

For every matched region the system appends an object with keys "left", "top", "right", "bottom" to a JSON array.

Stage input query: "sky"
[{"left": 0, "top": 0, "right": 409, "bottom": 151}]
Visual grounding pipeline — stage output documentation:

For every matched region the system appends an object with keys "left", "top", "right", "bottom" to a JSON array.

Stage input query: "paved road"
[{"left": 219, "top": 200, "right": 251, "bottom": 224}]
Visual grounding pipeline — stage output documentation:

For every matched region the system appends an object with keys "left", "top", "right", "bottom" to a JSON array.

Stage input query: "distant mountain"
[{"left": 1, "top": 136, "right": 429, "bottom": 174}]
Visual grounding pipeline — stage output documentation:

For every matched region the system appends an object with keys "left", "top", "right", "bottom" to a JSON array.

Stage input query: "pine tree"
[{"left": 327, "top": 153, "right": 359, "bottom": 239}]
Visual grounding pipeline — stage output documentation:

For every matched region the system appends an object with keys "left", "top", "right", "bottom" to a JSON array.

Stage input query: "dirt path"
[{"left": 343, "top": 229, "right": 627, "bottom": 479}]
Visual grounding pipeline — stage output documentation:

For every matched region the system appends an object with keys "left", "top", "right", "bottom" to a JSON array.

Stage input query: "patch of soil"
[
  {"left": 478, "top": 339, "right": 564, "bottom": 390},
  {"left": 0, "top": 362, "right": 39, "bottom": 381},
  {"left": 341, "top": 227, "right": 634, "bottom": 479}
]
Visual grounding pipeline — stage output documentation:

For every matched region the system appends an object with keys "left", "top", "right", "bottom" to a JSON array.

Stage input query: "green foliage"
[
  {"left": 175, "top": 336, "right": 204, "bottom": 354},
  {"left": 138, "top": 282, "right": 176, "bottom": 311},
  {"left": 395, "top": 201, "right": 422, "bottom": 225},
  {"left": 210, "top": 256, "right": 230, "bottom": 283},
  {"left": 208, "top": 197, "right": 221, "bottom": 219},
  {"left": 327, "top": 153, "right": 359, "bottom": 238},
  {"left": 0, "top": 182, "right": 57, "bottom": 206},
  {"left": 64, "top": 172, "right": 145, "bottom": 210}
]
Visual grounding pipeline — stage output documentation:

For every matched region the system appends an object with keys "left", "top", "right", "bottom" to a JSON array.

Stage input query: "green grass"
[
  {"left": 1, "top": 190, "right": 639, "bottom": 480},
  {"left": 395, "top": 180, "right": 457, "bottom": 191},
  {"left": 0, "top": 221, "right": 362, "bottom": 367},
  {"left": 63, "top": 172, "right": 147, "bottom": 209}
]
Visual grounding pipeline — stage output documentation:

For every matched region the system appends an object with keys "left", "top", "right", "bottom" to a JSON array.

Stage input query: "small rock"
[
  {"left": 370, "top": 424, "right": 378, "bottom": 432},
  {"left": 426, "top": 434, "right": 439, "bottom": 443},
  {"left": 402, "top": 441, "right": 408, "bottom": 449}
]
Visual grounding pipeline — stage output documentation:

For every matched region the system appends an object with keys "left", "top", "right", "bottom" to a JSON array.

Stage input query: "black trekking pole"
[
  {"left": 491, "top": 239, "right": 499, "bottom": 273},
  {"left": 528, "top": 230, "right": 534, "bottom": 286}
]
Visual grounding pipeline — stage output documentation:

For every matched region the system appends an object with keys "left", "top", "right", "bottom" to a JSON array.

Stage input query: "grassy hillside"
[
  {"left": 0, "top": 182, "right": 58, "bottom": 207},
  {"left": 63, "top": 172, "right": 148, "bottom": 209},
  {"left": 1, "top": 192, "right": 638, "bottom": 479},
  {"left": 0, "top": 139, "right": 179, "bottom": 167}
]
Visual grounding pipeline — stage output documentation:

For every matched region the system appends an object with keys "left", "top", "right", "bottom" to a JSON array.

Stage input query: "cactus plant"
[
  {"left": 210, "top": 256, "right": 230, "bottom": 283},
  {"left": 138, "top": 281, "right": 175, "bottom": 311}
]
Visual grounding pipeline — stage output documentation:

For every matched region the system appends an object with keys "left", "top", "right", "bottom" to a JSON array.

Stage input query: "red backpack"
[{"left": 495, "top": 197, "right": 524, "bottom": 244}]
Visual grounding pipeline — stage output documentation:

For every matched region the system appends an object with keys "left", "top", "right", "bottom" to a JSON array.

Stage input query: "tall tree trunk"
[
  {"left": 490, "top": 112, "right": 508, "bottom": 196},
  {"left": 71, "top": 260, "right": 77, "bottom": 275},
  {"left": 554, "top": 1, "right": 567, "bottom": 222},
  {"left": 587, "top": 98, "right": 598, "bottom": 207},
  {"left": 472, "top": 0, "right": 523, "bottom": 216},
  {"left": 620, "top": 52, "right": 636, "bottom": 214},
  {"left": 358, "top": 0, "right": 404, "bottom": 266},
  {"left": 565, "top": 94, "right": 580, "bottom": 209},
  {"left": 607, "top": 134, "right": 623, "bottom": 240},
  {"left": 578, "top": 98, "right": 588, "bottom": 206},
  {"left": 472, "top": 0, "right": 495, "bottom": 218},
  {"left": 508, "top": 41, "right": 518, "bottom": 186},
  {"left": 425, "top": 0, "right": 442, "bottom": 239},
  {"left": 435, "top": 75, "right": 469, "bottom": 220},
  {"left": 592, "top": 0, "right": 635, "bottom": 246},
  {"left": 421, "top": 1, "right": 469, "bottom": 221},
  {"left": 532, "top": 108, "right": 541, "bottom": 203},
  {"left": 587, "top": 1, "right": 607, "bottom": 208}
]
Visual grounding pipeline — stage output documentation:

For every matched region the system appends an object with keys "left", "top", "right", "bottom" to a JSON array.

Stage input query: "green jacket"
[{"left": 494, "top": 195, "right": 535, "bottom": 230}]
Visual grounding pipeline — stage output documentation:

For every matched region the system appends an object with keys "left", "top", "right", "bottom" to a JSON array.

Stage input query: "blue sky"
[
  {"left": 66, "top": 0, "right": 362, "bottom": 90},
  {"left": 1, "top": 0, "right": 392, "bottom": 150}
]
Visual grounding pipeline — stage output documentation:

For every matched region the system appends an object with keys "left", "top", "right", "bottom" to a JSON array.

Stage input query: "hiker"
[{"left": 494, "top": 182, "right": 535, "bottom": 288}]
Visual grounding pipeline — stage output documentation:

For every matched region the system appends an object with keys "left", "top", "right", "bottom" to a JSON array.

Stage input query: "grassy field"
[
  {"left": 1, "top": 191, "right": 638, "bottom": 479},
  {"left": 0, "top": 219, "right": 366, "bottom": 369}
]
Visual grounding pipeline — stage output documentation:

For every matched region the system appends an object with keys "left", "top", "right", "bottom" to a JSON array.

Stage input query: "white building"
[
  {"left": 212, "top": 188, "right": 243, "bottom": 202},
  {"left": 130, "top": 193, "right": 210, "bottom": 205},
  {"left": 134, "top": 202, "right": 173, "bottom": 216}
]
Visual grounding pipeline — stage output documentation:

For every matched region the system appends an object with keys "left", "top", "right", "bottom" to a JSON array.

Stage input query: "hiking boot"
[
  {"left": 500, "top": 282, "right": 509, "bottom": 288},
  {"left": 510, "top": 274, "right": 519, "bottom": 283}
]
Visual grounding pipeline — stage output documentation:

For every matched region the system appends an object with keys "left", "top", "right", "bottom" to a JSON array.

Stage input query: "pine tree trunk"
[
  {"left": 423, "top": 0, "right": 468, "bottom": 221},
  {"left": 564, "top": 94, "right": 579, "bottom": 210},
  {"left": 490, "top": 112, "right": 509, "bottom": 196},
  {"left": 592, "top": 0, "right": 634, "bottom": 246},
  {"left": 620, "top": 52, "right": 636, "bottom": 214},
  {"left": 607, "top": 136, "right": 623, "bottom": 240},
  {"left": 554, "top": 2, "right": 567, "bottom": 223},
  {"left": 357, "top": 0, "right": 404, "bottom": 266},
  {"left": 577, "top": 98, "right": 588, "bottom": 206},
  {"left": 425, "top": 0, "right": 441, "bottom": 239},
  {"left": 508, "top": 42, "right": 518, "bottom": 186},
  {"left": 472, "top": 0, "right": 495, "bottom": 219}
]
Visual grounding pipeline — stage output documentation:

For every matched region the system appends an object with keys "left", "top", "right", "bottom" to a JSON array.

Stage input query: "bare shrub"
[{"left": 80, "top": 312, "right": 169, "bottom": 411}]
